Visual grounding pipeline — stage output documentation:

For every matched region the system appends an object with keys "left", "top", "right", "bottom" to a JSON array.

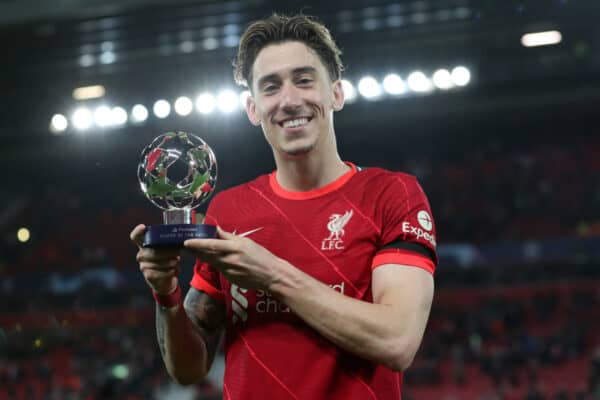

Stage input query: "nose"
[{"left": 279, "top": 82, "right": 302, "bottom": 112}]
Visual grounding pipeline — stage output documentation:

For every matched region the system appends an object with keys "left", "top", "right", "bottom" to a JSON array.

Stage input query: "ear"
[
  {"left": 332, "top": 80, "right": 345, "bottom": 112},
  {"left": 245, "top": 93, "right": 261, "bottom": 126}
]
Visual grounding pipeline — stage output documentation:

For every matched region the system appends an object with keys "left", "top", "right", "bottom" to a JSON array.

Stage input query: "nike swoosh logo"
[{"left": 234, "top": 227, "right": 264, "bottom": 237}]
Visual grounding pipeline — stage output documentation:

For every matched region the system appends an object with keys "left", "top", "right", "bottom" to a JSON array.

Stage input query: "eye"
[
  {"left": 297, "top": 77, "right": 314, "bottom": 86},
  {"left": 262, "top": 84, "right": 278, "bottom": 93}
]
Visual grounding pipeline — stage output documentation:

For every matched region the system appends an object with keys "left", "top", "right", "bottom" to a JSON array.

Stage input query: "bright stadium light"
[
  {"left": 196, "top": 93, "right": 216, "bottom": 114},
  {"left": 72, "top": 85, "right": 105, "bottom": 100},
  {"left": 239, "top": 90, "right": 251, "bottom": 108},
  {"left": 94, "top": 105, "right": 113, "bottom": 127},
  {"left": 451, "top": 66, "right": 471, "bottom": 86},
  {"left": 17, "top": 227, "right": 30, "bottom": 243},
  {"left": 153, "top": 100, "right": 171, "bottom": 119},
  {"left": 99, "top": 51, "right": 116, "bottom": 64},
  {"left": 341, "top": 79, "right": 356, "bottom": 102},
  {"left": 111, "top": 364, "right": 130, "bottom": 380},
  {"left": 50, "top": 114, "right": 68, "bottom": 134},
  {"left": 79, "top": 54, "right": 95, "bottom": 68},
  {"left": 382, "top": 74, "right": 406, "bottom": 95},
  {"left": 174, "top": 96, "right": 193, "bottom": 116},
  {"left": 407, "top": 71, "right": 433, "bottom": 92},
  {"left": 217, "top": 90, "right": 238, "bottom": 113},
  {"left": 111, "top": 107, "right": 128, "bottom": 125},
  {"left": 131, "top": 104, "right": 148, "bottom": 122},
  {"left": 521, "top": 30, "right": 562, "bottom": 47},
  {"left": 72, "top": 107, "right": 93, "bottom": 130},
  {"left": 432, "top": 69, "right": 453, "bottom": 90},
  {"left": 357, "top": 76, "right": 382, "bottom": 99},
  {"left": 179, "top": 41, "right": 195, "bottom": 53}
]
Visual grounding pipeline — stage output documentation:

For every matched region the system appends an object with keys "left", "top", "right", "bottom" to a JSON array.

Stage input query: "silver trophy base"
[{"left": 163, "top": 209, "right": 193, "bottom": 224}]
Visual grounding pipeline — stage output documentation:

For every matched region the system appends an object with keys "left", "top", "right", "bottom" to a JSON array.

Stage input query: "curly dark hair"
[{"left": 233, "top": 13, "right": 344, "bottom": 89}]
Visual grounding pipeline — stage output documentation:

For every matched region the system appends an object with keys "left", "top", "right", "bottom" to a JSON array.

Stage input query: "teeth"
[{"left": 282, "top": 118, "right": 308, "bottom": 128}]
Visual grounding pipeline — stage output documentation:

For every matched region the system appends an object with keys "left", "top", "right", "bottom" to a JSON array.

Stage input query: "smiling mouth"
[{"left": 278, "top": 117, "right": 312, "bottom": 128}]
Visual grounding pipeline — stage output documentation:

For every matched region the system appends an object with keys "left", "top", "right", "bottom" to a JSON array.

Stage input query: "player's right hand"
[{"left": 130, "top": 224, "right": 181, "bottom": 295}]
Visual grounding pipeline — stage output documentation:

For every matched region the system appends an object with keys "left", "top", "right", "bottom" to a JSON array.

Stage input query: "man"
[{"left": 131, "top": 13, "right": 437, "bottom": 399}]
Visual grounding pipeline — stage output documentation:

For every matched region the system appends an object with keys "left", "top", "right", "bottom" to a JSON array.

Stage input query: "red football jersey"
[{"left": 191, "top": 162, "right": 437, "bottom": 399}]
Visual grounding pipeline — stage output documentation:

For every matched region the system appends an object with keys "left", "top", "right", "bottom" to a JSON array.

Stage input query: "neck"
[{"left": 273, "top": 149, "right": 349, "bottom": 192}]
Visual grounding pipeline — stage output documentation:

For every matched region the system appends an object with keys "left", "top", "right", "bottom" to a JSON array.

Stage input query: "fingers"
[
  {"left": 138, "top": 252, "right": 181, "bottom": 293},
  {"left": 132, "top": 224, "right": 183, "bottom": 294},
  {"left": 184, "top": 226, "right": 239, "bottom": 251},
  {"left": 141, "top": 264, "right": 180, "bottom": 294},
  {"left": 217, "top": 226, "right": 236, "bottom": 239},
  {"left": 136, "top": 247, "right": 180, "bottom": 263},
  {"left": 140, "top": 259, "right": 180, "bottom": 274},
  {"left": 130, "top": 224, "right": 146, "bottom": 248},
  {"left": 185, "top": 238, "right": 219, "bottom": 251}
]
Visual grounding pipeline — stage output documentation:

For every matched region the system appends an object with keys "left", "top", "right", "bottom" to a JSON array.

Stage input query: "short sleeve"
[
  {"left": 189, "top": 201, "right": 225, "bottom": 302},
  {"left": 372, "top": 174, "right": 438, "bottom": 274}
]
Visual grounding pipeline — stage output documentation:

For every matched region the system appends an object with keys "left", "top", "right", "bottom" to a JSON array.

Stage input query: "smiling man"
[{"left": 131, "top": 13, "right": 437, "bottom": 399}]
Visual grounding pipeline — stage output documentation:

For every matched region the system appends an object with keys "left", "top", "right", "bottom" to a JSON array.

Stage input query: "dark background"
[{"left": 0, "top": 1, "right": 599, "bottom": 399}]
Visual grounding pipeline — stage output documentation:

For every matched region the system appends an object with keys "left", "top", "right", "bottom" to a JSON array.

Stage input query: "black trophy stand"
[{"left": 143, "top": 209, "right": 216, "bottom": 248}]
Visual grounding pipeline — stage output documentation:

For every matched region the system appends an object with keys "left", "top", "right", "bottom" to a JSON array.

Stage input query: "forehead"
[{"left": 252, "top": 41, "right": 328, "bottom": 82}]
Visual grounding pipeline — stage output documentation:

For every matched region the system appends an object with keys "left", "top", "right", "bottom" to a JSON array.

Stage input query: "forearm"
[
  {"left": 268, "top": 261, "right": 426, "bottom": 371},
  {"left": 156, "top": 303, "right": 209, "bottom": 384}
]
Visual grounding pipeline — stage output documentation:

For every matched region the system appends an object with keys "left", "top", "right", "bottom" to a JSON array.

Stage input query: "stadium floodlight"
[
  {"left": 432, "top": 69, "right": 453, "bottom": 90},
  {"left": 223, "top": 35, "right": 239, "bottom": 48},
  {"left": 111, "top": 364, "right": 130, "bottom": 380},
  {"left": 174, "top": 96, "right": 193, "bottom": 116},
  {"left": 196, "top": 93, "right": 216, "bottom": 114},
  {"left": 239, "top": 90, "right": 251, "bottom": 108},
  {"left": 341, "top": 80, "right": 356, "bottom": 103},
  {"left": 72, "top": 107, "right": 93, "bottom": 130},
  {"left": 112, "top": 107, "right": 128, "bottom": 125},
  {"left": 217, "top": 90, "right": 239, "bottom": 113},
  {"left": 72, "top": 85, "right": 105, "bottom": 100},
  {"left": 79, "top": 54, "right": 95, "bottom": 67},
  {"left": 451, "top": 66, "right": 471, "bottom": 86},
  {"left": 131, "top": 104, "right": 148, "bottom": 122},
  {"left": 50, "top": 114, "right": 68, "bottom": 134},
  {"left": 94, "top": 105, "right": 113, "bottom": 127},
  {"left": 179, "top": 40, "right": 195, "bottom": 53},
  {"left": 203, "top": 37, "right": 219, "bottom": 50},
  {"left": 407, "top": 71, "right": 433, "bottom": 92},
  {"left": 99, "top": 51, "right": 116, "bottom": 64},
  {"left": 17, "top": 227, "right": 30, "bottom": 243},
  {"left": 382, "top": 74, "right": 407, "bottom": 95},
  {"left": 357, "top": 76, "right": 382, "bottom": 99},
  {"left": 521, "top": 30, "right": 562, "bottom": 47},
  {"left": 153, "top": 100, "right": 171, "bottom": 119}
]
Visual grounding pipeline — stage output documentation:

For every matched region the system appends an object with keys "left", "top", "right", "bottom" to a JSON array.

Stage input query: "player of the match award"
[{"left": 137, "top": 131, "right": 217, "bottom": 247}]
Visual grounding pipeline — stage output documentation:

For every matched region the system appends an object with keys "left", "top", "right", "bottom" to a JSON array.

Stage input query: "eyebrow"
[{"left": 256, "top": 66, "right": 318, "bottom": 89}]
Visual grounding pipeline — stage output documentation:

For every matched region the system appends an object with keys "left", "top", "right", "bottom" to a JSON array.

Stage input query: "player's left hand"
[{"left": 183, "top": 226, "right": 284, "bottom": 290}]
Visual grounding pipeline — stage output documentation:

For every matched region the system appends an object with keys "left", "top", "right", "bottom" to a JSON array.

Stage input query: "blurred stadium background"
[{"left": 1, "top": 0, "right": 599, "bottom": 399}]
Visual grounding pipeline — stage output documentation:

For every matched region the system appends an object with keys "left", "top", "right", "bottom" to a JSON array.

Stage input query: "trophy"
[{"left": 137, "top": 131, "right": 218, "bottom": 247}]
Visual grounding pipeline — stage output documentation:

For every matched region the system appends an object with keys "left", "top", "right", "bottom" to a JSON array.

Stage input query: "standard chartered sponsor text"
[{"left": 254, "top": 282, "right": 346, "bottom": 314}]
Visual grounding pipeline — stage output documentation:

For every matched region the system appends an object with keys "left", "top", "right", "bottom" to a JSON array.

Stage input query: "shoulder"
[
  {"left": 352, "top": 166, "right": 424, "bottom": 195},
  {"left": 211, "top": 174, "right": 269, "bottom": 204},
  {"left": 206, "top": 174, "right": 270, "bottom": 216}
]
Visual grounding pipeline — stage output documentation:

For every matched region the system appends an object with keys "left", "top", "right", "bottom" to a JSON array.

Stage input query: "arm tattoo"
[
  {"left": 183, "top": 288, "right": 226, "bottom": 367},
  {"left": 156, "top": 303, "right": 168, "bottom": 359}
]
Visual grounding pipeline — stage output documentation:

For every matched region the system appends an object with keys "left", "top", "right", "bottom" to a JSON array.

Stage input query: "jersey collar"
[{"left": 269, "top": 162, "right": 358, "bottom": 200}]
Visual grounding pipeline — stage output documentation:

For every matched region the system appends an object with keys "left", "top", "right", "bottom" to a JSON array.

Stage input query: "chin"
[{"left": 282, "top": 144, "right": 315, "bottom": 157}]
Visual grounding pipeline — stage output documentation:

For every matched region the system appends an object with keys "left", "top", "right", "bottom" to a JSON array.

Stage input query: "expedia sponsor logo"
[
  {"left": 417, "top": 210, "right": 433, "bottom": 231},
  {"left": 402, "top": 221, "right": 437, "bottom": 248}
]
